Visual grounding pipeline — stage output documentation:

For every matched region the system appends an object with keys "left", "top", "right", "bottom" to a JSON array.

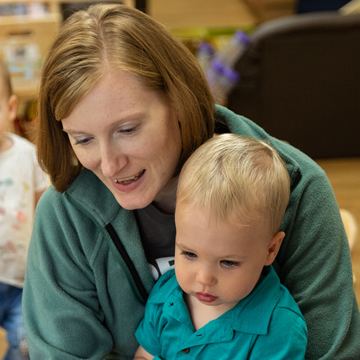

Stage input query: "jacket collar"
[{"left": 65, "top": 168, "right": 121, "bottom": 226}]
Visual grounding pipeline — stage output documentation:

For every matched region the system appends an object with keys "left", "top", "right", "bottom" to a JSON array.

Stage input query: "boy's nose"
[{"left": 196, "top": 267, "right": 217, "bottom": 287}]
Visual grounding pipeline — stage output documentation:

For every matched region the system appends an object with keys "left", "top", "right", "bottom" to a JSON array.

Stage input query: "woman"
[{"left": 23, "top": 4, "right": 360, "bottom": 360}]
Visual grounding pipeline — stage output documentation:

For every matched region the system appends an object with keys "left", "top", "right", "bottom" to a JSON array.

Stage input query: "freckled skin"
[{"left": 62, "top": 70, "right": 182, "bottom": 212}]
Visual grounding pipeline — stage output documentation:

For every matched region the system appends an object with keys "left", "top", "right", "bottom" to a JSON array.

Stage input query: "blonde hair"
[
  {"left": 177, "top": 134, "right": 290, "bottom": 235},
  {"left": 37, "top": 3, "right": 214, "bottom": 192}
]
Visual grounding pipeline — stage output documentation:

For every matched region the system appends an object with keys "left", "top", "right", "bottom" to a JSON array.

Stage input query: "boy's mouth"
[{"left": 195, "top": 292, "right": 218, "bottom": 303}]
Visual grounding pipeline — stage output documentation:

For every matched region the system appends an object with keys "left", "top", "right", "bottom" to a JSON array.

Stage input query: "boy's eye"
[
  {"left": 220, "top": 260, "right": 239, "bottom": 269},
  {"left": 182, "top": 251, "right": 197, "bottom": 260},
  {"left": 120, "top": 128, "right": 134, "bottom": 133},
  {"left": 119, "top": 126, "right": 136, "bottom": 134}
]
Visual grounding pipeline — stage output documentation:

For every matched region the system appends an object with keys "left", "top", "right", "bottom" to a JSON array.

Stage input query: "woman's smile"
[
  {"left": 112, "top": 170, "right": 146, "bottom": 193},
  {"left": 113, "top": 169, "right": 145, "bottom": 185}
]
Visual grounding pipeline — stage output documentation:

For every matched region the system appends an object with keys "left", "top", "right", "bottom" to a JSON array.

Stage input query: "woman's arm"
[
  {"left": 277, "top": 156, "right": 360, "bottom": 360},
  {"left": 215, "top": 106, "right": 360, "bottom": 359},
  {"left": 214, "top": 105, "right": 360, "bottom": 359},
  {"left": 23, "top": 188, "right": 114, "bottom": 359}
]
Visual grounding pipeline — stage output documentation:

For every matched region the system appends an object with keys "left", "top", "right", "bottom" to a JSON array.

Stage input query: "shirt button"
[{"left": 182, "top": 348, "right": 190, "bottom": 354}]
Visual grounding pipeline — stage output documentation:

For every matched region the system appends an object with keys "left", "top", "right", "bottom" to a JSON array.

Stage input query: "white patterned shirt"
[{"left": 0, "top": 132, "right": 49, "bottom": 287}]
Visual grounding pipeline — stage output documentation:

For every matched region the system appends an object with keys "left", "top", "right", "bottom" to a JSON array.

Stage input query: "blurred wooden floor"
[{"left": 0, "top": 328, "right": 6, "bottom": 358}]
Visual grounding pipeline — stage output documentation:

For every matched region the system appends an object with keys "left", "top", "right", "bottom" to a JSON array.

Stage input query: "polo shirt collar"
[
  {"left": 149, "top": 266, "right": 280, "bottom": 338},
  {"left": 231, "top": 266, "right": 280, "bottom": 335}
]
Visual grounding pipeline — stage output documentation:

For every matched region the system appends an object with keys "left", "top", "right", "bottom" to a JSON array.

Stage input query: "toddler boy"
[{"left": 134, "top": 134, "right": 307, "bottom": 359}]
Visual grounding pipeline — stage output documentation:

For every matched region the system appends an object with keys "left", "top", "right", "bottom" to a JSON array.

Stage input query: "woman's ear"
[
  {"left": 264, "top": 231, "right": 285, "bottom": 266},
  {"left": 8, "top": 94, "right": 18, "bottom": 122}
]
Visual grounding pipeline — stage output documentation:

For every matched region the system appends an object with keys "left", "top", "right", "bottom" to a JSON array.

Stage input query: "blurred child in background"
[{"left": 0, "top": 60, "right": 48, "bottom": 360}]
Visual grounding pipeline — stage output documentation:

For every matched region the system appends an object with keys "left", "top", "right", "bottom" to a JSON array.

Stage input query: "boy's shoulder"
[
  {"left": 147, "top": 269, "right": 179, "bottom": 305},
  {"left": 262, "top": 266, "right": 305, "bottom": 320},
  {"left": 231, "top": 266, "right": 306, "bottom": 336},
  {"left": 262, "top": 267, "right": 307, "bottom": 336}
]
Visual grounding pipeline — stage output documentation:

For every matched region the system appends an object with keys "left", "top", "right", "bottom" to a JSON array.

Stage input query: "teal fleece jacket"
[{"left": 23, "top": 106, "right": 360, "bottom": 359}]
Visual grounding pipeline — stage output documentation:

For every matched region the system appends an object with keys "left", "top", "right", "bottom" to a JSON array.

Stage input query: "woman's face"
[{"left": 62, "top": 70, "right": 182, "bottom": 212}]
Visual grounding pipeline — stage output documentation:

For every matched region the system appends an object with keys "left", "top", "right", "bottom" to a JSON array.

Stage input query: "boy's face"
[{"left": 175, "top": 203, "right": 283, "bottom": 313}]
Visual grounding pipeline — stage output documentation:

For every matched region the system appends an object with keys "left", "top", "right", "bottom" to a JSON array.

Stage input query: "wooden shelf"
[
  {"left": 0, "top": 1, "right": 61, "bottom": 115},
  {"left": 148, "top": 0, "right": 295, "bottom": 30},
  {"left": 0, "top": 13, "right": 61, "bottom": 25},
  {"left": 0, "top": 0, "right": 133, "bottom": 116}
]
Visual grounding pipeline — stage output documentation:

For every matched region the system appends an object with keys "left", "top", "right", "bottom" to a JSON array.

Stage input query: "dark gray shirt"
[{"left": 134, "top": 204, "right": 175, "bottom": 280}]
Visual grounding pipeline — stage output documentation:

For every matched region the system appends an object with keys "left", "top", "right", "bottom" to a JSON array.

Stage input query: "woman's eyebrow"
[
  {"left": 62, "top": 112, "right": 146, "bottom": 136},
  {"left": 62, "top": 129, "right": 82, "bottom": 135}
]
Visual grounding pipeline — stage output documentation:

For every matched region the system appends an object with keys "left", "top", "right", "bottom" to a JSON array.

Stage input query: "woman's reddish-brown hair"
[{"left": 36, "top": 3, "right": 215, "bottom": 192}]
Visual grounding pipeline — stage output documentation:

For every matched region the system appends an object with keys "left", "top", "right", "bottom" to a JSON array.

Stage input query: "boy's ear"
[
  {"left": 8, "top": 94, "right": 17, "bottom": 122},
  {"left": 264, "top": 231, "right": 285, "bottom": 266}
]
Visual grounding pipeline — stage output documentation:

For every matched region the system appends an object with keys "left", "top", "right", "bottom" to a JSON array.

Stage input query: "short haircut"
[
  {"left": 0, "top": 60, "right": 13, "bottom": 99},
  {"left": 177, "top": 134, "right": 290, "bottom": 235},
  {"left": 36, "top": 4, "right": 215, "bottom": 192}
]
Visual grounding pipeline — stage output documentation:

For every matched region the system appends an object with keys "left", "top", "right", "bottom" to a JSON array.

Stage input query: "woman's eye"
[
  {"left": 221, "top": 260, "right": 239, "bottom": 269},
  {"left": 182, "top": 251, "right": 197, "bottom": 260},
  {"left": 74, "top": 137, "right": 92, "bottom": 145}
]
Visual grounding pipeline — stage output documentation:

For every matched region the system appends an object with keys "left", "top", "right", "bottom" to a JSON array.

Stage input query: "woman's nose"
[
  {"left": 100, "top": 144, "right": 127, "bottom": 177},
  {"left": 196, "top": 267, "right": 217, "bottom": 287}
]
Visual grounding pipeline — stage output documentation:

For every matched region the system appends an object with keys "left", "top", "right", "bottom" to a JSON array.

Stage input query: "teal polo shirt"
[{"left": 135, "top": 267, "right": 307, "bottom": 359}]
